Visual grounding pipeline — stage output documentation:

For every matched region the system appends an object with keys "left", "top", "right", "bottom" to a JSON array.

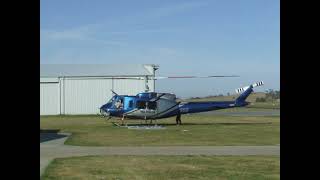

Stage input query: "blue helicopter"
[{"left": 100, "top": 76, "right": 264, "bottom": 125}]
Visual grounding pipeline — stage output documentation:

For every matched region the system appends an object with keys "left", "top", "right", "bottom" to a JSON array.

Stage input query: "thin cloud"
[
  {"left": 89, "top": 1, "right": 209, "bottom": 35},
  {"left": 106, "top": 28, "right": 182, "bottom": 35},
  {"left": 41, "top": 1, "right": 208, "bottom": 43},
  {"left": 41, "top": 25, "right": 128, "bottom": 46},
  {"left": 41, "top": 24, "right": 100, "bottom": 40}
]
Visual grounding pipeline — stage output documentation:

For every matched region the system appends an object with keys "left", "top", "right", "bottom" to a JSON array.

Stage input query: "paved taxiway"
[{"left": 40, "top": 133, "right": 280, "bottom": 176}]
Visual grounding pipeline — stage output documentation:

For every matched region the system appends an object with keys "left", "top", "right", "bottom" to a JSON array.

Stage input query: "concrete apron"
[{"left": 40, "top": 133, "right": 280, "bottom": 176}]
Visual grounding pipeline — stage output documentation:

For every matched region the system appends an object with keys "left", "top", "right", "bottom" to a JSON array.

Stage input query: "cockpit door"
[
  {"left": 112, "top": 96, "right": 124, "bottom": 110},
  {"left": 123, "top": 97, "right": 135, "bottom": 110},
  {"left": 136, "top": 101, "right": 157, "bottom": 118}
]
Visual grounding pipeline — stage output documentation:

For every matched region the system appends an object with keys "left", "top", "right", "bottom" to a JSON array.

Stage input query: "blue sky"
[{"left": 41, "top": 0, "right": 280, "bottom": 98}]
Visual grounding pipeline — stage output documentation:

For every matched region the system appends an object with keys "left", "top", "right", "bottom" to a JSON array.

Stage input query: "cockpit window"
[
  {"left": 128, "top": 100, "right": 133, "bottom": 108},
  {"left": 148, "top": 101, "right": 157, "bottom": 110},
  {"left": 109, "top": 96, "right": 123, "bottom": 109},
  {"left": 137, "top": 101, "right": 146, "bottom": 109},
  {"left": 107, "top": 96, "right": 114, "bottom": 104},
  {"left": 115, "top": 99, "right": 123, "bottom": 109},
  {"left": 136, "top": 101, "right": 157, "bottom": 110}
]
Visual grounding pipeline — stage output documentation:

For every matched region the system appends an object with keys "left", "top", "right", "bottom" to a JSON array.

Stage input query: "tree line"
[{"left": 256, "top": 89, "right": 280, "bottom": 102}]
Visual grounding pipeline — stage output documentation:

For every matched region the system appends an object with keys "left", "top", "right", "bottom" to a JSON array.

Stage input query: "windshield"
[
  {"left": 107, "top": 95, "right": 116, "bottom": 104},
  {"left": 107, "top": 95, "right": 124, "bottom": 109}
]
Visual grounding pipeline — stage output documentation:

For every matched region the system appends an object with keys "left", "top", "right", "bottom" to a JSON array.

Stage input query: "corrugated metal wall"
[
  {"left": 40, "top": 82, "right": 60, "bottom": 115},
  {"left": 113, "top": 79, "right": 146, "bottom": 95},
  {"left": 64, "top": 78, "right": 147, "bottom": 114},
  {"left": 40, "top": 77, "right": 153, "bottom": 115},
  {"left": 64, "top": 78, "right": 113, "bottom": 114}
]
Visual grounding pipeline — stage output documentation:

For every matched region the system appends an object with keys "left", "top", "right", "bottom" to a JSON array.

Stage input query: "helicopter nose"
[{"left": 100, "top": 108, "right": 110, "bottom": 117}]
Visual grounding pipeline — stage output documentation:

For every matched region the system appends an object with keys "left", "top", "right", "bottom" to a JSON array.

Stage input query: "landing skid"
[
  {"left": 111, "top": 120, "right": 159, "bottom": 127},
  {"left": 111, "top": 122, "right": 166, "bottom": 130},
  {"left": 144, "top": 119, "right": 158, "bottom": 126},
  {"left": 127, "top": 125, "right": 166, "bottom": 130},
  {"left": 105, "top": 115, "right": 179, "bottom": 127},
  {"left": 111, "top": 122, "right": 127, "bottom": 127},
  {"left": 110, "top": 118, "right": 164, "bottom": 129}
]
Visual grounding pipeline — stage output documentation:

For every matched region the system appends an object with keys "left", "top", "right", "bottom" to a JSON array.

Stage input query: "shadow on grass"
[{"left": 40, "top": 129, "right": 67, "bottom": 143}]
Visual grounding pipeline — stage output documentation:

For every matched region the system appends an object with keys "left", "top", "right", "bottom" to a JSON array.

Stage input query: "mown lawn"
[
  {"left": 42, "top": 155, "right": 280, "bottom": 180},
  {"left": 40, "top": 113, "right": 279, "bottom": 146}
]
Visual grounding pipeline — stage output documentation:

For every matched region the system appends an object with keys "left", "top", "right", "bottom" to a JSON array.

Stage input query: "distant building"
[{"left": 40, "top": 64, "right": 158, "bottom": 115}]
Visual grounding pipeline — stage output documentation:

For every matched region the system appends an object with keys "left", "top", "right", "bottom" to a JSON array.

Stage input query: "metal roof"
[{"left": 40, "top": 64, "right": 157, "bottom": 77}]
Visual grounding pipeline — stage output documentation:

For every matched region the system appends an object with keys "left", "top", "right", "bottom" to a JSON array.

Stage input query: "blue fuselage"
[
  {"left": 100, "top": 93, "right": 249, "bottom": 120},
  {"left": 101, "top": 83, "right": 256, "bottom": 120}
]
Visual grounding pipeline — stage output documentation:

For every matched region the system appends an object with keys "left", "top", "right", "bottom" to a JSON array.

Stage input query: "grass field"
[
  {"left": 42, "top": 155, "right": 280, "bottom": 180},
  {"left": 40, "top": 113, "right": 279, "bottom": 146}
]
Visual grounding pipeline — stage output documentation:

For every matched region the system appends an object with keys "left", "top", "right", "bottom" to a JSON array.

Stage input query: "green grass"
[
  {"left": 42, "top": 155, "right": 280, "bottom": 180},
  {"left": 40, "top": 114, "right": 279, "bottom": 146},
  {"left": 246, "top": 102, "right": 280, "bottom": 109}
]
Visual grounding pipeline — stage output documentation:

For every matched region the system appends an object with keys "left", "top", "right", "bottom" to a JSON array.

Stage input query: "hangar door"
[
  {"left": 64, "top": 78, "right": 113, "bottom": 114},
  {"left": 40, "top": 80, "right": 60, "bottom": 115}
]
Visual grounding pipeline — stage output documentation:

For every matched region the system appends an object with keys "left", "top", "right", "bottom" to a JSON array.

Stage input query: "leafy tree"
[{"left": 265, "top": 89, "right": 280, "bottom": 101}]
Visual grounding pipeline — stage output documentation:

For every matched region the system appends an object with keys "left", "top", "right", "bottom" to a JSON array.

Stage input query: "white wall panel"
[
  {"left": 40, "top": 76, "right": 154, "bottom": 115},
  {"left": 113, "top": 79, "right": 146, "bottom": 95},
  {"left": 64, "top": 79, "right": 113, "bottom": 114},
  {"left": 40, "top": 77, "right": 59, "bottom": 83},
  {"left": 149, "top": 80, "right": 155, "bottom": 92},
  {"left": 40, "top": 83, "right": 59, "bottom": 115}
]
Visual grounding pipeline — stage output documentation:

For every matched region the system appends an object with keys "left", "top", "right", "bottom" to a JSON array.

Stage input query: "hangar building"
[{"left": 40, "top": 64, "right": 158, "bottom": 115}]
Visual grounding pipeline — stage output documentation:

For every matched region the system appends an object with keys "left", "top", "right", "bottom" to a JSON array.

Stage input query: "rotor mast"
[
  {"left": 144, "top": 76, "right": 149, "bottom": 92},
  {"left": 144, "top": 64, "right": 159, "bottom": 92}
]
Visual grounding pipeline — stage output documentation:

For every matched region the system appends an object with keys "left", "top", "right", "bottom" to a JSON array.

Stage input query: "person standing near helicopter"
[
  {"left": 176, "top": 110, "right": 182, "bottom": 125},
  {"left": 114, "top": 99, "right": 125, "bottom": 125}
]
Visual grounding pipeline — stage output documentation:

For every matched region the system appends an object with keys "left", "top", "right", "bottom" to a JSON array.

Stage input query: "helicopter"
[{"left": 100, "top": 75, "right": 264, "bottom": 125}]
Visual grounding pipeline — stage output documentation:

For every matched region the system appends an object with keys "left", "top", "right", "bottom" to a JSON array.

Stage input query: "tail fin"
[{"left": 235, "top": 81, "right": 264, "bottom": 106}]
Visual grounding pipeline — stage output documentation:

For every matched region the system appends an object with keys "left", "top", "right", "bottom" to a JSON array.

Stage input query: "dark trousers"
[{"left": 176, "top": 113, "right": 182, "bottom": 125}]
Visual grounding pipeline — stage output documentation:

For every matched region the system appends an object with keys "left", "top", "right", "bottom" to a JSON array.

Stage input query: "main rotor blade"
[
  {"left": 154, "top": 75, "right": 239, "bottom": 80},
  {"left": 94, "top": 75, "right": 239, "bottom": 80},
  {"left": 99, "top": 77, "right": 144, "bottom": 80}
]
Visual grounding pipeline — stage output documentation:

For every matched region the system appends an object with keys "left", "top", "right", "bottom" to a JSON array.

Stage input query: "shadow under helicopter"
[
  {"left": 113, "top": 122, "right": 272, "bottom": 127},
  {"left": 40, "top": 129, "right": 68, "bottom": 143}
]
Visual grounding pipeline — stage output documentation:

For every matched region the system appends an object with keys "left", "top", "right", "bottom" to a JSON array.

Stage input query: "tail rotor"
[{"left": 235, "top": 81, "right": 264, "bottom": 106}]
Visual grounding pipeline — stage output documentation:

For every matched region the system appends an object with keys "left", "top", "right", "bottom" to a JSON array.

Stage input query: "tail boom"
[
  {"left": 178, "top": 81, "right": 264, "bottom": 114},
  {"left": 178, "top": 101, "right": 236, "bottom": 114}
]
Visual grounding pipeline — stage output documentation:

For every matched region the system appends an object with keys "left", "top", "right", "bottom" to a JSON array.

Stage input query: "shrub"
[{"left": 256, "top": 97, "right": 266, "bottom": 102}]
